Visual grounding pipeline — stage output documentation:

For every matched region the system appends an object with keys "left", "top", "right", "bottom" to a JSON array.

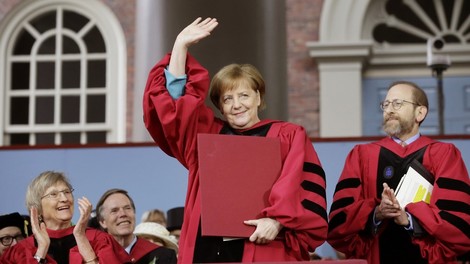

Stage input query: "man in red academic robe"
[
  {"left": 327, "top": 81, "right": 470, "bottom": 264},
  {"left": 96, "top": 189, "right": 177, "bottom": 264}
]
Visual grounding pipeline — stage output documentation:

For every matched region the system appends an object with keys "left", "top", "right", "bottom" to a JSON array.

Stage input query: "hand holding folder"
[{"left": 198, "top": 133, "right": 282, "bottom": 238}]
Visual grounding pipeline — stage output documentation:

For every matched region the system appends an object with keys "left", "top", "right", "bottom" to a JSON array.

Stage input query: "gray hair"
[{"left": 25, "top": 171, "right": 73, "bottom": 215}]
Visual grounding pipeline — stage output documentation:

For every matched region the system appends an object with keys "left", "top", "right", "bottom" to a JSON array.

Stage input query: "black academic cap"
[
  {"left": 166, "top": 207, "right": 184, "bottom": 231},
  {"left": 0, "top": 212, "right": 27, "bottom": 236}
]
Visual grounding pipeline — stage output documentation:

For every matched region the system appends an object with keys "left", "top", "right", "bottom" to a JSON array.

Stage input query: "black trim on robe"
[
  {"left": 34, "top": 233, "right": 77, "bottom": 264},
  {"left": 377, "top": 146, "right": 428, "bottom": 264}
]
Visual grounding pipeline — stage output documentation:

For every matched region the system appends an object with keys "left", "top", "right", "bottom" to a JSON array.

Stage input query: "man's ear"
[
  {"left": 99, "top": 219, "right": 107, "bottom": 230},
  {"left": 416, "top": 106, "right": 428, "bottom": 123}
]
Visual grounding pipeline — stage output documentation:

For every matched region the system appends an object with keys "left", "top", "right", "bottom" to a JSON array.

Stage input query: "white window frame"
[{"left": 0, "top": 0, "right": 126, "bottom": 145}]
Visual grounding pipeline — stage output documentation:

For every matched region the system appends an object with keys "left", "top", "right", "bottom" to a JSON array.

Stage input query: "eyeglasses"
[
  {"left": 379, "top": 99, "right": 420, "bottom": 111},
  {"left": 41, "top": 188, "right": 74, "bottom": 200},
  {"left": 0, "top": 234, "right": 24, "bottom": 246}
]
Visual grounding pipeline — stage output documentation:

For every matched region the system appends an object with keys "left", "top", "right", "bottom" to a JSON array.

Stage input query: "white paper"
[{"left": 395, "top": 166, "right": 433, "bottom": 207}]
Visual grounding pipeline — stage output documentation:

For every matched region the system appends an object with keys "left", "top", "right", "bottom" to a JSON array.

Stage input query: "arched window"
[
  {"left": 0, "top": 0, "right": 126, "bottom": 146},
  {"left": 371, "top": 0, "right": 470, "bottom": 44}
]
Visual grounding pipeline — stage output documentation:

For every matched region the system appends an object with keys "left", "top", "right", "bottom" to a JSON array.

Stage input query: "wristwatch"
[{"left": 33, "top": 255, "right": 47, "bottom": 264}]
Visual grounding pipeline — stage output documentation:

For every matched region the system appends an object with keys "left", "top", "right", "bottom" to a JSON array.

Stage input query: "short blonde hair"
[
  {"left": 25, "top": 171, "right": 73, "bottom": 215},
  {"left": 209, "top": 64, "right": 266, "bottom": 111},
  {"left": 142, "top": 209, "right": 167, "bottom": 227}
]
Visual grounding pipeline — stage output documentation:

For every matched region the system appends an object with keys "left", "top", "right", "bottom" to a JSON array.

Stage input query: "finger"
[
  {"left": 79, "top": 201, "right": 91, "bottom": 218},
  {"left": 249, "top": 232, "right": 258, "bottom": 242},
  {"left": 244, "top": 220, "right": 258, "bottom": 226},
  {"left": 199, "top": 17, "right": 213, "bottom": 25},
  {"left": 389, "top": 191, "right": 400, "bottom": 205},
  {"left": 380, "top": 197, "right": 393, "bottom": 206},
  {"left": 30, "top": 207, "right": 40, "bottom": 232},
  {"left": 201, "top": 19, "right": 218, "bottom": 29},
  {"left": 81, "top": 196, "right": 91, "bottom": 205},
  {"left": 77, "top": 197, "right": 92, "bottom": 212},
  {"left": 197, "top": 19, "right": 218, "bottom": 33},
  {"left": 206, "top": 21, "right": 218, "bottom": 32},
  {"left": 191, "top": 17, "right": 202, "bottom": 26},
  {"left": 386, "top": 194, "right": 401, "bottom": 209}
]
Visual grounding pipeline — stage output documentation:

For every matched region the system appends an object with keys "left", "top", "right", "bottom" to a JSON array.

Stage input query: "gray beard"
[{"left": 382, "top": 117, "right": 413, "bottom": 138}]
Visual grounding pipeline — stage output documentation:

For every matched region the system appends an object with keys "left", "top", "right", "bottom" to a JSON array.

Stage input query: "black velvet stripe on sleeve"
[
  {"left": 303, "top": 162, "right": 326, "bottom": 180},
  {"left": 301, "top": 180, "right": 326, "bottom": 197},
  {"left": 301, "top": 199, "right": 328, "bottom": 222},
  {"left": 439, "top": 211, "right": 470, "bottom": 239},
  {"left": 435, "top": 200, "right": 470, "bottom": 216},
  {"left": 328, "top": 211, "right": 347, "bottom": 232},
  {"left": 334, "top": 178, "right": 361, "bottom": 193},
  {"left": 330, "top": 197, "right": 354, "bottom": 213},
  {"left": 436, "top": 177, "right": 470, "bottom": 195}
]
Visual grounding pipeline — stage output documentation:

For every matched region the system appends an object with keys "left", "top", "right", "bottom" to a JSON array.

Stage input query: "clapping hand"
[
  {"left": 376, "top": 183, "right": 409, "bottom": 226},
  {"left": 73, "top": 197, "right": 92, "bottom": 236},
  {"left": 30, "top": 206, "right": 50, "bottom": 257}
]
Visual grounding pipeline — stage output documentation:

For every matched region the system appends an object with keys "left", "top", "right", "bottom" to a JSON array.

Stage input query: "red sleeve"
[
  {"left": 142, "top": 53, "right": 223, "bottom": 167},
  {"left": 407, "top": 142, "right": 470, "bottom": 263},
  {"left": 327, "top": 144, "right": 379, "bottom": 259},
  {"left": 0, "top": 237, "right": 58, "bottom": 264},
  {"left": 69, "top": 229, "right": 129, "bottom": 264},
  {"left": 263, "top": 123, "right": 328, "bottom": 259},
  {"left": 1, "top": 230, "right": 127, "bottom": 264},
  {"left": 70, "top": 229, "right": 129, "bottom": 264}
]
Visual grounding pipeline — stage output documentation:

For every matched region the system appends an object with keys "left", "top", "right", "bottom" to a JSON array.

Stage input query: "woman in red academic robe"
[
  {"left": 1, "top": 171, "right": 128, "bottom": 264},
  {"left": 143, "top": 17, "right": 328, "bottom": 263}
]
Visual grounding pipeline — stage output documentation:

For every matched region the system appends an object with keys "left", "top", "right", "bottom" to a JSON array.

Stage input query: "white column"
[
  {"left": 132, "top": 0, "right": 165, "bottom": 142},
  {"left": 307, "top": 41, "right": 372, "bottom": 137},
  {"left": 318, "top": 61, "right": 363, "bottom": 137}
]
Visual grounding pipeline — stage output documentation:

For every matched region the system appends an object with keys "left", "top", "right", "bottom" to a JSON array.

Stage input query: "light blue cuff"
[
  {"left": 164, "top": 68, "right": 187, "bottom": 99},
  {"left": 373, "top": 207, "right": 382, "bottom": 226},
  {"left": 404, "top": 212, "right": 414, "bottom": 231}
]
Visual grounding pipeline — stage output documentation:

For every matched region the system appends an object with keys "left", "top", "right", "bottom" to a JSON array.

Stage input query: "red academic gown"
[
  {"left": 0, "top": 226, "right": 128, "bottom": 264},
  {"left": 327, "top": 136, "right": 470, "bottom": 264},
  {"left": 127, "top": 238, "right": 177, "bottom": 264},
  {"left": 143, "top": 54, "right": 328, "bottom": 263}
]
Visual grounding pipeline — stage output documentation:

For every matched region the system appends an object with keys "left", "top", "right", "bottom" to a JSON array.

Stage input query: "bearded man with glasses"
[{"left": 327, "top": 81, "right": 470, "bottom": 264}]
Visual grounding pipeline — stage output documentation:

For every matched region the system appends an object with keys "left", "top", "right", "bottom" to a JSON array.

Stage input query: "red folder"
[{"left": 198, "top": 133, "right": 282, "bottom": 238}]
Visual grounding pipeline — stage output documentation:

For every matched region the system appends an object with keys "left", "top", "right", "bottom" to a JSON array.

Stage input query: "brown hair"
[{"left": 209, "top": 64, "right": 266, "bottom": 110}]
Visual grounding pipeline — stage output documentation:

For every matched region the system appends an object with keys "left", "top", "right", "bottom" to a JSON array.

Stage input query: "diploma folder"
[
  {"left": 197, "top": 133, "right": 282, "bottom": 238},
  {"left": 395, "top": 159, "right": 434, "bottom": 207}
]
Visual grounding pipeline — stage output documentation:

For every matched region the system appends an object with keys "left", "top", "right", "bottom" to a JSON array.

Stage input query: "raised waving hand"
[{"left": 169, "top": 17, "right": 218, "bottom": 76}]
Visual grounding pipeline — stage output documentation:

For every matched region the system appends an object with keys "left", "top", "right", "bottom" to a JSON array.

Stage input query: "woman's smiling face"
[
  {"left": 40, "top": 181, "right": 74, "bottom": 230},
  {"left": 220, "top": 82, "right": 261, "bottom": 129}
]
